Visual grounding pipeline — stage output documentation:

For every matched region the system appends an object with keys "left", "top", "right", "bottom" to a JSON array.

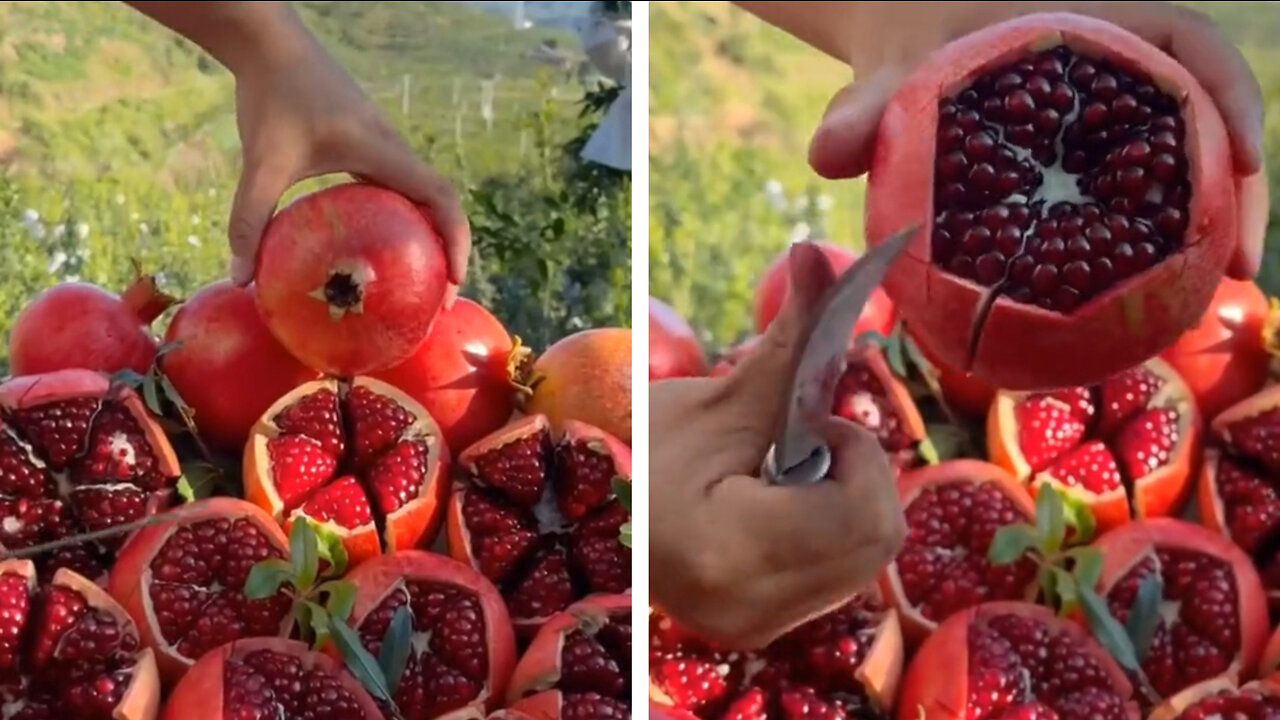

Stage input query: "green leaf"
[
  {"left": 1067, "top": 547, "right": 1104, "bottom": 590},
  {"left": 1078, "top": 586, "right": 1141, "bottom": 673},
  {"left": 853, "top": 330, "right": 891, "bottom": 349},
  {"left": 323, "top": 580, "right": 357, "bottom": 624},
  {"left": 1125, "top": 573, "right": 1164, "bottom": 662},
  {"left": 331, "top": 620, "right": 394, "bottom": 705},
  {"left": 619, "top": 521, "right": 632, "bottom": 548},
  {"left": 1051, "top": 566, "right": 1080, "bottom": 615},
  {"left": 110, "top": 369, "right": 148, "bottom": 390},
  {"left": 158, "top": 372, "right": 193, "bottom": 418},
  {"left": 900, "top": 332, "right": 935, "bottom": 378},
  {"left": 243, "top": 558, "right": 294, "bottom": 600},
  {"left": 313, "top": 523, "right": 350, "bottom": 578},
  {"left": 290, "top": 520, "right": 321, "bottom": 592},
  {"left": 176, "top": 477, "right": 195, "bottom": 504},
  {"left": 922, "top": 424, "right": 967, "bottom": 463},
  {"left": 1037, "top": 564, "right": 1059, "bottom": 609},
  {"left": 612, "top": 477, "right": 631, "bottom": 513},
  {"left": 885, "top": 331, "right": 908, "bottom": 378},
  {"left": 154, "top": 340, "right": 184, "bottom": 359},
  {"left": 306, "top": 600, "right": 331, "bottom": 643},
  {"left": 1035, "top": 486, "right": 1067, "bottom": 555},
  {"left": 141, "top": 371, "right": 164, "bottom": 417},
  {"left": 987, "top": 524, "right": 1039, "bottom": 565},
  {"left": 377, "top": 606, "right": 414, "bottom": 696},
  {"left": 916, "top": 436, "right": 939, "bottom": 466}
]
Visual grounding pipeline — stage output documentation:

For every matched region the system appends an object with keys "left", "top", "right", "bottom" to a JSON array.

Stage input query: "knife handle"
[{"left": 761, "top": 444, "right": 832, "bottom": 486}]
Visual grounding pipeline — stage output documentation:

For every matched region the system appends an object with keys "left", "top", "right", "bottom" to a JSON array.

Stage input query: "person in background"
[
  {"left": 651, "top": 0, "right": 1268, "bottom": 649},
  {"left": 124, "top": 1, "right": 472, "bottom": 289}
]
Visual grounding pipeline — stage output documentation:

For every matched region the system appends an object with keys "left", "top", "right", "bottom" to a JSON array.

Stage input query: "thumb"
[
  {"left": 1227, "top": 166, "right": 1269, "bottom": 280},
  {"left": 808, "top": 65, "right": 906, "bottom": 180},
  {"left": 228, "top": 158, "right": 295, "bottom": 286}
]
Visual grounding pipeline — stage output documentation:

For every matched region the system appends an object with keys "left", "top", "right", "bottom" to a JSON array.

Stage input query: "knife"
[{"left": 761, "top": 225, "right": 917, "bottom": 486}]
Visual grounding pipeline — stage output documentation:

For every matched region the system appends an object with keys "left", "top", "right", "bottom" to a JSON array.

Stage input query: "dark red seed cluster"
[{"left": 932, "top": 45, "right": 1190, "bottom": 312}]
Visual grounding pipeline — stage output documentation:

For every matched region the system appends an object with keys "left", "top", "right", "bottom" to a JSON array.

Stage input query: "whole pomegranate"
[
  {"left": 243, "top": 377, "right": 449, "bottom": 567},
  {"left": 987, "top": 358, "right": 1199, "bottom": 533},
  {"left": 162, "top": 280, "right": 321, "bottom": 452},
  {"left": 343, "top": 550, "right": 517, "bottom": 719},
  {"left": 1092, "top": 518, "right": 1268, "bottom": 703},
  {"left": 1147, "top": 676, "right": 1280, "bottom": 720},
  {"left": 649, "top": 591, "right": 903, "bottom": 718},
  {"left": 0, "top": 369, "right": 180, "bottom": 581},
  {"left": 649, "top": 297, "right": 707, "bottom": 381},
  {"left": 1160, "top": 278, "right": 1273, "bottom": 422},
  {"left": 162, "top": 637, "right": 381, "bottom": 720},
  {"left": 107, "top": 497, "right": 292, "bottom": 684},
  {"left": 9, "top": 274, "right": 176, "bottom": 377},
  {"left": 506, "top": 594, "right": 631, "bottom": 718},
  {"left": 880, "top": 460, "right": 1038, "bottom": 643},
  {"left": 866, "top": 13, "right": 1236, "bottom": 390},
  {"left": 899, "top": 601, "right": 1139, "bottom": 719},
  {"left": 254, "top": 182, "right": 450, "bottom": 377},
  {"left": 525, "top": 328, "right": 631, "bottom": 444},
  {"left": 0, "top": 558, "right": 160, "bottom": 720},
  {"left": 446, "top": 414, "right": 631, "bottom": 633},
  {"left": 373, "top": 297, "right": 522, "bottom": 455},
  {"left": 751, "top": 241, "right": 896, "bottom": 339}
]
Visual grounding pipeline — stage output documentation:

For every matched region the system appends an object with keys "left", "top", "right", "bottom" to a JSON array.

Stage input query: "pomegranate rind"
[
  {"left": 1261, "top": 622, "right": 1280, "bottom": 677},
  {"left": 866, "top": 12, "right": 1237, "bottom": 391},
  {"left": 1092, "top": 518, "right": 1269, "bottom": 687},
  {"left": 1146, "top": 675, "right": 1280, "bottom": 720},
  {"left": 897, "top": 600, "right": 1139, "bottom": 720},
  {"left": 524, "top": 328, "right": 633, "bottom": 444},
  {"left": 649, "top": 296, "right": 709, "bottom": 381},
  {"left": 161, "top": 636, "right": 381, "bottom": 720},
  {"left": 506, "top": 593, "right": 630, "bottom": 705},
  {"left": 987, "top": 358, "right": 1199, "bottom": 532},
  {"left": 344, "top": 550, "right": 517, "bottom": 714},
  {"left": 880, "top": 460, "right": 1037, "bottom": 642},
  {"left": 750, "top": 241, "right": 897, "bottom": 340},
  {"left": 107, "top": 498, "right": 291, "bottom": 684}
]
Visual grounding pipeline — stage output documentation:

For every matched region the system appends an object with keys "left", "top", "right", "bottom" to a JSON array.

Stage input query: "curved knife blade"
[{"left": 768, "top": 226, "right": 917, "bottom": 485}]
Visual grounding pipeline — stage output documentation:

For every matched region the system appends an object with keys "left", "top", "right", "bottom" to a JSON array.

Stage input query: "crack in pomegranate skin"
[
  {"left": 223, "top": 648, "right": 371, "bottom": 720},
  {"left": 932, "top": 45, "right": 1189, "bottom": 314},
  {"left": 1166, "top": 686, "right": 1280, "bottom": 719},
  {"left": 650, "top": 596, "right": 890, "bottom": 719}
]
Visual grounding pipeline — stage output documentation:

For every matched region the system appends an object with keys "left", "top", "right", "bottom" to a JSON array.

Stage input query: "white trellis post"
[
  {"left": 401, "top": 74, "right": 411, "bottom": 116},
  {"left": 479, "top": 78, "right": 496, "bottom": 133}
]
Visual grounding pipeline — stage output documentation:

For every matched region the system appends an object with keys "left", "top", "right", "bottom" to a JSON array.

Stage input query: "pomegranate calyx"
[
  {"left": 120, "top": 272, "right": 180, "bottom": 325},
  {"left": 308, "top": 262, "right": 374, "bottom": 320}
]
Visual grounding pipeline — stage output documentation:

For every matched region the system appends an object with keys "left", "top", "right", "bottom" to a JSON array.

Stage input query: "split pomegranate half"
[
  {"left": 344, "top": 550, "right": 517, "bottom": 719},
  {"left": 880, "top": 459, "right": 1038, "bottom": 642},
  {"left": 243, "top": 376, "right": 449, "bottom": 566},
  {"left": 988, "top": 358, "right": 1199, "bottom": 532},
  {"left": 1092, "top": 518, "right": 1269, "bottom": 704},
  {"left": 1147, "top": 676, "right": 1280, "bottom": 720},
  {"left": 898, "top": 601, "right": 1139, "bottom": 719},
  {"left": 162, "top": 637, "right": 382, "bottom": 720},
  {"left": 649, "top": 591, "right": 904, "bottom": 718},
  {"left": 0, "top": 558, "right": 160, "bottom": 720},
  {"left": 446, "top": 414, "right": 632, "bottom": 632},
  {"left": 0, "top": 369, "right": 180, "bottom": 582},
  {"left": 865, "top": 12, "right": 1236, "bottom": 390},
  {"left": 507, "top": 593, "right": 631, "bottom": 718},
  {"left": 107, "top": 497, "right": 292, "bottom": 684}
]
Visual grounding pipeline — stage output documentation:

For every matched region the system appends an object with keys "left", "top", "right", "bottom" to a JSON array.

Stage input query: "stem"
[{"left": 0, "top": 504, "right": 206, "bottom": 560}]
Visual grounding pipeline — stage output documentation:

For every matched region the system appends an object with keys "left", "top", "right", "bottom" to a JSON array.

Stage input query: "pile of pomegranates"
[{"left": 0, "top": 180, "right": 634, "bottom": 719}]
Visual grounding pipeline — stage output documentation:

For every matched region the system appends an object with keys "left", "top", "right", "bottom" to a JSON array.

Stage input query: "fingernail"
[{"left": 229, "top": 257, "right": 254, "bottom": 286}]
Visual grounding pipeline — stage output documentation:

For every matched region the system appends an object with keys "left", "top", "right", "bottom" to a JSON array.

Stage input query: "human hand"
[
  {"left": 807, "top": 1, "right": 1267, "bottom": 279},
  {"left": 649, "top": 242, "right": 906, "bottom": 650}
]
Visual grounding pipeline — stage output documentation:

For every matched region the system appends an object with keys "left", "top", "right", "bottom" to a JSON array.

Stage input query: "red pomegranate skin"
[
  {"left": 865, "top": 12, "right": 1236, "bottom": 391},
  {"left": 649, "top": 297, "right": 707, "bottom": 381},
  {"left": 372, "top": 297, "right": 518, "bottom": 455},
  {"left": 753, "top": 241, "right": 896, "bottom": 339},
  {"left": 163, "top": 281, "right": 321, "bottom": 452},
  {"left": 254, "top": 182, "right": 450, "bottom": 377}
]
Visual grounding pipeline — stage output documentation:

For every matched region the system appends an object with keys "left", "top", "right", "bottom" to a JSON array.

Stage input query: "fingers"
[
  {"left": 808, "top": 66, "right": 905, "bottom": 180},
  {"left": 228, "top": 155, "right": 296, "bottom": 286},
  {"left": 1227, "top": 167, "right": 1270, "bottom": 280}
]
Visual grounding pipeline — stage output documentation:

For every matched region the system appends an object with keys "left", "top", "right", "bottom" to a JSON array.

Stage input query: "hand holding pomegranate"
[{"left": 650, "top": 242, "right": 907, "bottom": 650}]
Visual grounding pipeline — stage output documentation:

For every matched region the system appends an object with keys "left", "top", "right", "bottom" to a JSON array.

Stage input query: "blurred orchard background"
[
  {"left": 0, "top": 0, "right": 632, "bottom": 373},
  {"left": 649, "top": 1, "right": 1280, "bottom": 350}
]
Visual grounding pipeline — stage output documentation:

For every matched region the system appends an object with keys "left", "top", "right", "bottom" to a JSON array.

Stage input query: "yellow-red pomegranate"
[
  {"left": 649, "top": 297, "right": 707, "bottom": 382},
  {"left": 525, "top": 328, "right": 632, "bottom": 444},
  {"left": 866, "top": 13, "right": 1236, "bottom": 391},
  {"left": 254, "top": 182, "right": 450, "bottom": 377},
  {"left": 447, "top": 414, "right": 631, "bottom": 634},
  {"left": 107, "top": 498, "right": 292, "bottom": 684},
  {"left": 243, "top": 377, "right": 449, "bottom": 567}
]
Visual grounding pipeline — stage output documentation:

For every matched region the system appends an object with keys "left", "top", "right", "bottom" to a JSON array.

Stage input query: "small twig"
[{"left": 0, "top": 503, "right": 206, "bottom": 560}]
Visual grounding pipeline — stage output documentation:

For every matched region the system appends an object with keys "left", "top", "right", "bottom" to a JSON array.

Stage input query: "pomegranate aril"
[
  {"left": 0, "top": 429, "right": 54, "bottom": 500},
  {"left": 297, "top": 476, "right": 373, "bottom": 529},
  {"left": 71, "top": 404, "right": 167, "bottom": 490},
  {"left": 225, "top": 649, "right": 367, "bottom": 720},
  {"left": 366, "top": 439, "right": 429, "bottom": 516},
  {"left": 573, "top": 535, "right": 630, "bottom": 594},
  {"left": 148, "top": 582, "right": 212, "bottom": 646},
  {"left": 1174, "top": 688, "right": 1280, "bottom": 719},
  {"left": 1114, "top": 408, "right": 1180, "bottom": 480},
  {"left": 1099, "top": 366, "right": 1164, "bottom": 436},
  {"left": 557, "top": 440, "right": 622, "bottom": 521},
  {"left": 7, "top": 398, "right": 99, "bottom": 471},
  {"left": 1041, "top": 441, "right": 1123, "bottom": 494},
  {"left": 344, "top": 384, "right": 416, "bottom": 469},
  {"left": 267, "top": 435, "right": 338, "bottom": 512},
  {"left": 1015, "top": 396, "right": 1088, "bottom": 472},
  {"left": 69, "top": 486, "right": 148, "bottom": 535},
  {"left": 468, "top": 430, "right": 549, "bottom": 507},
  {"left": 560, "top": 630, "right": 626, "bottom": 696},
  {"left": 273, "top": 389, "right": 345, "bottom": 459},
  {"left": 506, "top": 543, "right": 576, "bottom": 623}
]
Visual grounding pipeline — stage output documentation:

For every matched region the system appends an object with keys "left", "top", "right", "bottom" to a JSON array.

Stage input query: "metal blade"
[{"left": 766, "top": 226, "right": 917, "bottom": 485}]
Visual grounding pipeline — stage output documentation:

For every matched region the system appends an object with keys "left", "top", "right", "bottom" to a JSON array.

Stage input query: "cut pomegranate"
[
  {"left": 107, "top": 497, "right": 292, "bottom": 684},
  {"left": 1092, "top": 518, "right": 1268, "bottom": 704},
  {"left": 0, "top": 558, "right": 160, "bottom": 720},
  {"left": 0, "top": 370, "right": 180, "bottom": 582},
  {"left": 898, "top": 601, "right": 1139, "bottom": 719},
  {"left": 243, "top": 377, "right": 449, "bottom": 567},
  {"left": 344, "top": 550, "right": 517, "bottom": 718},
  {"left": 649, "top": 591, "right": 904, "bottom": 719},
  {"left": 752, "top": 241, "right": 896, "bottom": 341},
  {"left": 649, "top": 297, "right": 708, "bottom": 382},
  {"left": 866, "top": 12, "right": 1236, "bottom": 390},
  {"left": 446, "top": 414, "right": 631, "bottom": 633},
  {"left": 524, "top": 328, "right": 633, "bottom": 445},
  {"left": 506, "top": 594, "right": 631, "bottom": 718},
  {"left": 880, "top": 460, "right": 1038, "bottom": 642},
  {"left": 161, "top": 637, "right": 381, "bottom": 720},
  {"left": 1197, "top": 384, "right": 1280, "bottom": 607},
  {"left": 988, "top": 358, "right": 1199, "bottom": 532},
  {"left": 1146, "top": 676, "right": 1280, "bottom": 720},
  {"left": 714, "top": 341, "right": 926, "bottom": 465}
]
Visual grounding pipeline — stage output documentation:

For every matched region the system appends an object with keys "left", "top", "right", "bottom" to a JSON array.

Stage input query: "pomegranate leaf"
[
  {"left": 1034, "top": 486, "right": 1067, "bottom": 555},
  {"left": 377, "top": 605, "right": 413, "bottom": 696},
  {"left": 177, "top": 461, "right": 222, "bottom": 502},
  {"left": 884, "top": 330, "right": 908, "bottom": 378},
  {"left": 1066, "top": 547, "right": 1103, "bottom": 590},
  {"left": 331, "top": 619, "right": 395, "bottom": 707},
  {"left": 1078, "top": 585, "right": 1141, "bottom": 673},
  {"left": 853, "top": 330, "right": 891, "bottom": 351},
  {"left": 304, "top": 600, "right": 332, "bottom": 648},
  {"left": 921, "top": 424, "right": 967, "bottom": 464},
  {"left": 1060, "top": 494, "right": 1097, "bottom": 545},
  {"left": 1049, "top": 566, "right": 1080, "bottom": 615},
  {"left": 612, "top": 477, "right": 631, "bottom": 513},
  {"left": 619, "top": 521, "right": 633, "bottom": 548},
  {"left": 988, "top": 523, "right": 1039, "bottom": 565},
  {"left": 312, "top": 523, "right": 350, "bottom": 578},
  {"left": 244, "top": 558, "right": 295, "bottom": 601},
  {"left": 1036, "top": 564, "right": 1061, "bottom": 610},
  {"left": 1125, "top": 573, "right": 1164, "bottom": 662},
  {"left": 175, "top": 478, "right": 195, "bottom": 504},
  {"left": 321, "top": 580, "right": 357, "bottom": 624},
  {"left": 289, "top": 519, "right": 321, "bottom": 592},
  {"left": 109, "top": 369, "right": 147, "bottom": 391}
]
